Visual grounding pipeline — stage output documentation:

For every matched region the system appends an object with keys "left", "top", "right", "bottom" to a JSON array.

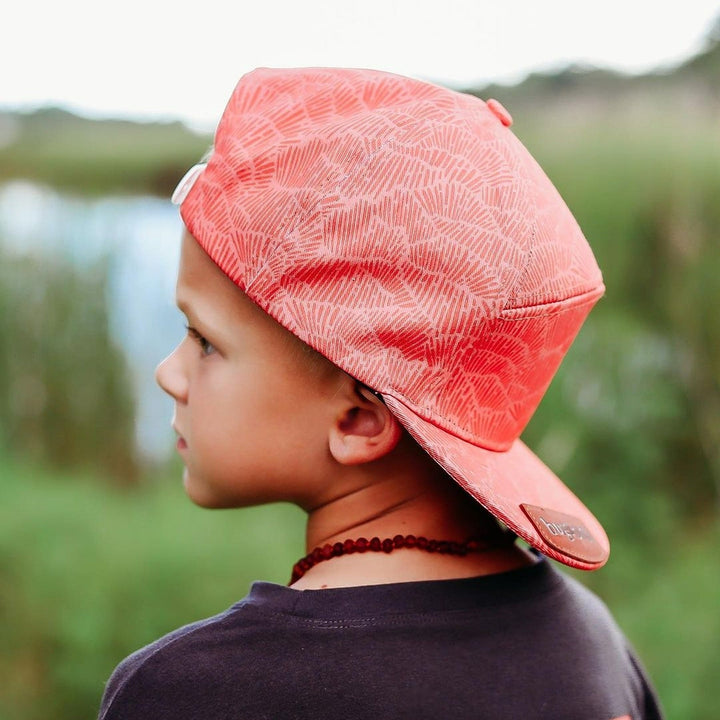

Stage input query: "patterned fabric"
[{"left": 177, "top": 67, "right": 609, "bottom": 569}]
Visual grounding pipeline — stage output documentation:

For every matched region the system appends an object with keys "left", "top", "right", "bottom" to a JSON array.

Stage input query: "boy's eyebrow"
[
  {"left": 175, "top": 296, "right": 200, "bottom": 326},
  {"left": 175, "top": 296, "right": 191, "bottom": 316},
  {"left": 174, "top": 294, "right": 224, "bottom": 338}
]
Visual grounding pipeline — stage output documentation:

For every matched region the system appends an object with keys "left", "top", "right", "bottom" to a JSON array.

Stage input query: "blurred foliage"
[
  {"left": 0, "top": 252, "right": 139, "bottom": 482},
  {"left": 469, "top": 20, "right": 720, "bottom": 113},
  {"left": 0, "top": 460, "right": 305, "bottom": 720},
  {"left": 0, "top": 108, "right": 211, "bottom": 196},
  {"left": 1, "top": 23, "right": 719, "bottom": 720},
  {"left": 0, "top": 462, "right": 717, "bottom": 719},
  {"left": 521, "top": 123, "right": 720, "bottom": 524}
]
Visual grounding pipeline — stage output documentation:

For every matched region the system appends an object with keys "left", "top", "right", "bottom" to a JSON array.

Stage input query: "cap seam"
[
  {"left": 381, "top": 287, "right": 603, "bottom": 446},
  {"left": 384, "top": 391, "right": 510, "bottom": 451},
  {"left": 505, "top": 224, "right": 536, "bottom": 309},
  {"left": 500, "top": 284, "right": 605, "bottom": 319},
  {"left": 457, "top": 99, "right": 532, "bottom": 308}
]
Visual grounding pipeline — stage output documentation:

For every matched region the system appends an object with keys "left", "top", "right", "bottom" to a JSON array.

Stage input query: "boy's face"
[{"left": 155, "top": 229, "right": 341, "bottom": 509}]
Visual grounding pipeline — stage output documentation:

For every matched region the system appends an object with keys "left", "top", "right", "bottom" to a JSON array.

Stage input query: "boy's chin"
[
  {"left": 182, "top": 468, "right": 261, "bottom": 509},
  {"left": 182, "top": 469, "right": 230, "bottom": 509}
]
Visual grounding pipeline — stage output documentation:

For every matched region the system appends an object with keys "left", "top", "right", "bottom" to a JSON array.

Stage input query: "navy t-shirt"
[{"left": 98, "top": 556, "right": 663, "bottom": 719}]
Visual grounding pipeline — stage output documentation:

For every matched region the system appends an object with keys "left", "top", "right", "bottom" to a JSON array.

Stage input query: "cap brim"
[{"left": 383, "top": 394, "right": 609, "bottom": 570}]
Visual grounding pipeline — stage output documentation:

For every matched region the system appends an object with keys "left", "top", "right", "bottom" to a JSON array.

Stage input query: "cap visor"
[{"left": 383, "top": 394, "right": 609, "bottom": 570}]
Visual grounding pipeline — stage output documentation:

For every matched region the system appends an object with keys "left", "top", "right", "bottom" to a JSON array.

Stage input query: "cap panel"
[
  {"left": 214, "top": 93, "right": 604, "bottom": 448},
  {"left": 251, "top": 253, "right": 603, "bottom": 450},
  {"left": 506, "top": 141, "right": 604, "bottom": 308}
]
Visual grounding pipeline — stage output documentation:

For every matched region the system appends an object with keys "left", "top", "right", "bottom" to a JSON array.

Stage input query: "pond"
[{"left": 0, "top": 180, "right": 183, "bottom": 460}]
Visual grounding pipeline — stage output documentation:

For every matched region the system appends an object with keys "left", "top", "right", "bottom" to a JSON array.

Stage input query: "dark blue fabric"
[{"left": 98, "top": 557, "right": 663, "bottom": 719}]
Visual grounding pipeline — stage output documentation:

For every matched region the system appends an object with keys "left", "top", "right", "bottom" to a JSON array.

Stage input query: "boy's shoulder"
[
  {"left": 97, "top": 606, "right": 242, "bottom": 720},
  {"left": 98, "top": 560, "right": 662, "bottom": 719}
]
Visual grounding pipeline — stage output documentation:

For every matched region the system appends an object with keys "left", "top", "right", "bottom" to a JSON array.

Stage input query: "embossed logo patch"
[{"left": 520, "top": 504, "right": 608, "bottom": 564}]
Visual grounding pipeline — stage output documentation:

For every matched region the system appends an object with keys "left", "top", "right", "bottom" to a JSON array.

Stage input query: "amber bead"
[{"left": 343, "top": 539, "right": 356, "bottom": 554}]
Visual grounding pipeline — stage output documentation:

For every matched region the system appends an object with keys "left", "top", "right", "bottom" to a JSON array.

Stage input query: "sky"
[{"left": 4, "top": 0, "right": 719, "bottom": 130}]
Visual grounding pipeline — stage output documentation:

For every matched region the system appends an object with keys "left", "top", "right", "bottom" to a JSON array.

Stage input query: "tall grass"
[
  {"left": 1, "top": 94, "right": 718, "bottom": 719},
  {"left": 0, "top": 108, "right": 211, "bottom": 196},
  {"left": 0, "top": 459, "right": 306, "bottom": 720},
  {"left": 0, "top": 459, "right": 718, "bottom": 719},
  {"left": 0, "top": 253, "right": 138, "bottom": 482}
]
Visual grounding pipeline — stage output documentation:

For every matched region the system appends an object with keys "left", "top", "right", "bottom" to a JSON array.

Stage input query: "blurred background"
[{"left": 1, "top": 2, "right": 719, "bottom": 718}]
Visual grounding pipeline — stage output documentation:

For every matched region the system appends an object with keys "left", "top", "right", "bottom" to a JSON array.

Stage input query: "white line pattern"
[{"left": 180, "top": 67, "right": 608, "bottom": 568}]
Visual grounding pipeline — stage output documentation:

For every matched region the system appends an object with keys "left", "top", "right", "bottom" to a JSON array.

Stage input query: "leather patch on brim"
[{"left": 520, "top": 504, "right": 608, "bottom": 565}]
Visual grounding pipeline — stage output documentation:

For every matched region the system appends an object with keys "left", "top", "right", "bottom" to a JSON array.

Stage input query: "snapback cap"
[{"left": 174, "top": 67, "right": 609, "bottom": 570}]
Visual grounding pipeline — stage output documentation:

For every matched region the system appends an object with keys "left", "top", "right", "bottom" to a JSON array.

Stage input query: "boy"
[{"left": 98, "top": 68, "right": 663, "bottom": 719}]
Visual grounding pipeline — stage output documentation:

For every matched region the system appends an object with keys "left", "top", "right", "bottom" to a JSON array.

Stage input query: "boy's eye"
[{"left": 185, "top": 325, "right": 217, "bottom": 356}]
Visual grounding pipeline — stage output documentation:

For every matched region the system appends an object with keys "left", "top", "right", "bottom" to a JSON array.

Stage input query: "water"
[{"left": 0, "top": 181, "right": 183, "bottom": 460}]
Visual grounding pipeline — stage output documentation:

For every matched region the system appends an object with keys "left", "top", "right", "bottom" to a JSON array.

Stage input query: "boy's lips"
[{"left": 172, "top": 425, "right": 187, "bottom": 450}]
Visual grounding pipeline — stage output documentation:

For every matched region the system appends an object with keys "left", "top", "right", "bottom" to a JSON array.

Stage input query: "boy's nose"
[{"left": 155, "top": 347, "right": 188, "bottom": 402}]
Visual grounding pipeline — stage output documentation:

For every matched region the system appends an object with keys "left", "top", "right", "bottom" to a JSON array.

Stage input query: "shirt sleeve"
[
  {"left": 97, "top": 645, "right": 151, "bottom": 720},
  {"left": 97, "top": 620, "right": 209, "bottom": 720},
  {"left": 627, "top": 644, "right": 665, "bottom": 720}
]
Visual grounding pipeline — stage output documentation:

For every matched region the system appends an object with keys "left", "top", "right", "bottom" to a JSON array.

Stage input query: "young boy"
[{"left": 98, "top": 68, "right": 663, "bottom": 719}]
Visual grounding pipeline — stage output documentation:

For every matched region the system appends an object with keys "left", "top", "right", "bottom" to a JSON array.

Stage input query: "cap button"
[{"left": 486, "top": 98, "right": 513, "bottom": 127}]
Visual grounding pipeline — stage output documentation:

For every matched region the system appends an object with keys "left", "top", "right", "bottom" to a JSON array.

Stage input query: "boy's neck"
[
  {"left": 295, "top": 458, "right": 535, "bottom": 590},
  {"left": 290, "top": 544, "right": 535, "bottom": 590}
]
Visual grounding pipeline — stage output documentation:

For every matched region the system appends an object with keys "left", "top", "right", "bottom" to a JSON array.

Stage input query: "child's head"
[
  {"left": 167, "top": 67, "right": 609, "bottom": 570},
  {"left": 156, "top": 227, "right": 434, "bottom": 511}
]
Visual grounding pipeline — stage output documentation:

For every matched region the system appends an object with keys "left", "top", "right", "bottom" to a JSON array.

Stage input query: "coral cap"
[{"left": 174, "top": 67, "right": 609, "bottom": 569}]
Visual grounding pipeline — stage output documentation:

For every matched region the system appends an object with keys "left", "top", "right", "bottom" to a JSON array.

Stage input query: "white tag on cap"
[{"left": 171, "top": 163, "right": 207, "bottom": 205}]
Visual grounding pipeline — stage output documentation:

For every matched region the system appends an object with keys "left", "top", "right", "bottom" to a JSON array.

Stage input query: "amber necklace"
[{"left": 290, "top": 530, "right": 515, "bottom": 584}]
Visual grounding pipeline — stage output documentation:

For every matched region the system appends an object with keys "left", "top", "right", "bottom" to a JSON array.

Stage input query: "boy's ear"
[{"left": 328, "top": 383, "right": 403, "bottom": 465}]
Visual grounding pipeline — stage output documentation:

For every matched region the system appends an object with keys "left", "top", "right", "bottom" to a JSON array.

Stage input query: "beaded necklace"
[{"left": 290, "top": 530, "right": 516, "bottom": 584}]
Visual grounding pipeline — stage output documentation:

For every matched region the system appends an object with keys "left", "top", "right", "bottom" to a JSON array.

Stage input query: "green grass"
[
  {"left": 0, "top": 459, "right": 305, "bottom": 720},
  {"left": 1, "top": 459, "right": 718, "bottom": 719},
  {"left": 1, "top": 74, "right": 719, "bottom": 719},
  {"left": 0, "top": 108, "right": 211, "bottom": 196}
]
